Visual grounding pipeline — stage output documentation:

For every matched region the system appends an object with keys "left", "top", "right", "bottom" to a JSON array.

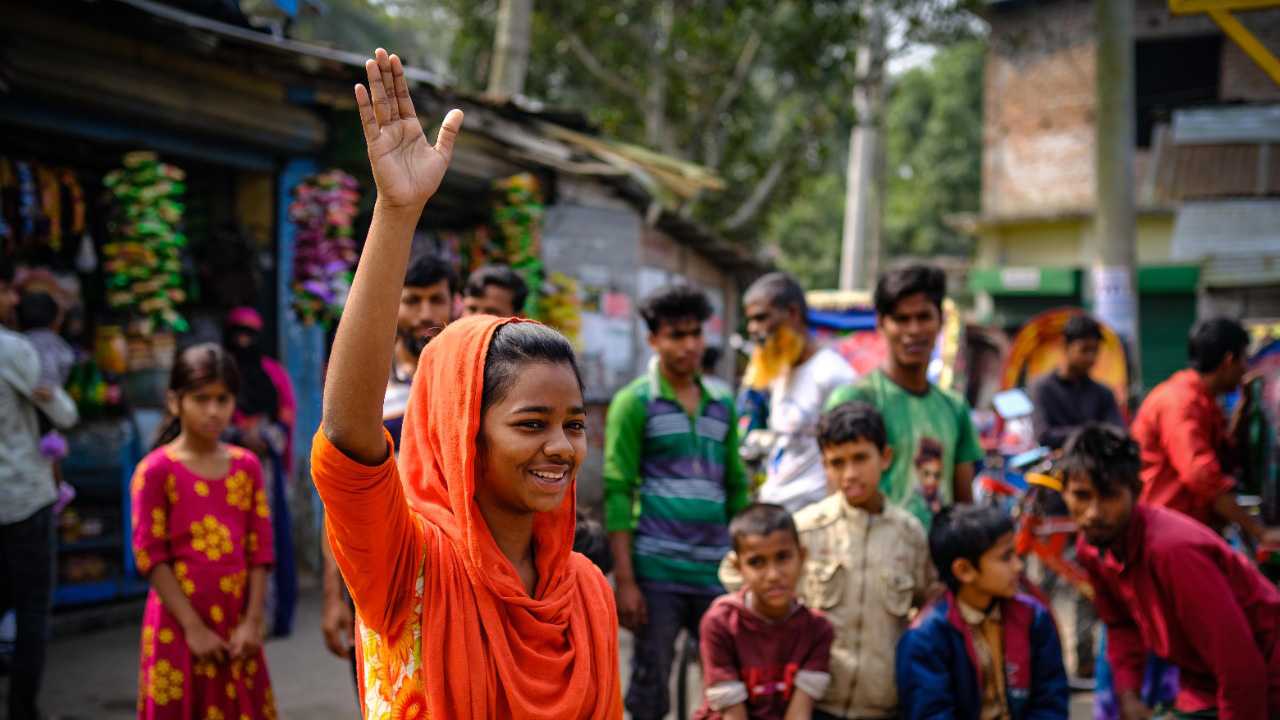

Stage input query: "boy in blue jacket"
[{"left": 897, "top": 504, "right": 1068, "bottom": 720}]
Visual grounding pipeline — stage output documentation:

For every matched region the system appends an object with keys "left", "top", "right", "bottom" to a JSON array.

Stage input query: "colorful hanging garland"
[
  {"left": 288, "top": 169, "right": 359, "bottom": 327},
  {"left": 101, "top": 152, "right": 189, "bottom": 334},
  {"left": 540, "top": 271, "right": 582, "bottom": 348},
  {"left": 490, "top": 173, "right": 545, "bottom": 315}
]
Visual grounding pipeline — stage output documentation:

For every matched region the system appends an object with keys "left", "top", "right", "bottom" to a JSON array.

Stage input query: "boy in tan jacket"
[{"left": 723, "top": 400, "right": 935, "bottom": 718}]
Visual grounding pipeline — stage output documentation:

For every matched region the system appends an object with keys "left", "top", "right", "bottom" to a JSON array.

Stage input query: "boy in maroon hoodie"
[{"left": 695, "top": 503, "right": 834, "bottom": 720}]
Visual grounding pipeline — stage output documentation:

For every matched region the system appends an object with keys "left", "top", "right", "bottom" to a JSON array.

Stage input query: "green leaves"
[{"left": 883, "top": 38, "right": 984, "bottom": 258}]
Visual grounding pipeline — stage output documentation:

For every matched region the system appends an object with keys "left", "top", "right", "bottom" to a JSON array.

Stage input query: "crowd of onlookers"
[{"left": 604, "top": 264, "right": 1280, "bottom": 720}]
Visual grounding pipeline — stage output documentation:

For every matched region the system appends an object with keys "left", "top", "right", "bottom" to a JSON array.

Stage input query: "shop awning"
[{"left": 2, "top": 3, "right": 329, "bottom": 157}]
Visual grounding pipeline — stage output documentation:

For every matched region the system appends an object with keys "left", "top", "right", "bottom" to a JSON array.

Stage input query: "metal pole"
[
  {"left": 488, "top": 0, "right": 533, "bottom": 98},
  {"left": 1093, "top": 0, "right": 1142, "bottom": 395},
  {"left": 839, "top": 4, "right": 884, "bottom": 291}
]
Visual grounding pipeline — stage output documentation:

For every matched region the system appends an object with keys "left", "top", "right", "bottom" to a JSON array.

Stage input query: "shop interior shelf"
[
  {"left": 58, "top": 535, "right": 122, "bottom": 553},
  {"left": 54, "top": 580, "right": 118, "bottom": 607}
]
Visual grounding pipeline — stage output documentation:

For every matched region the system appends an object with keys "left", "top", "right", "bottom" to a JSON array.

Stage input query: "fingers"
[
  {"left": 389, "top": 54, "right": 416, "bottom": 120},
  {"left": 323, "top": 628, "right": 348, "bottom": 658},
  {"left": 365, "top": 58, "right": 391, "bottom": 127},
  {"left": 354, "top": 84, "right": 380, "bottom": 146},
  {"left": 434, "top": 109, "right": 464, "bottom": 165},
  {"left": 376, "top": 48, "right": 400, "bottom": 122}
]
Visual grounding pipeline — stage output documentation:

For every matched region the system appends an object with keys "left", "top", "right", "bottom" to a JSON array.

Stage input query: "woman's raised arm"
[{"left": 321, "top": 48, "right": 463, "bottom": 465}]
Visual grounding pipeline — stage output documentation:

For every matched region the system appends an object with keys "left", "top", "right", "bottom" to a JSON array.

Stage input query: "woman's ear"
[{"left": 166, "top": 390, "right": 180, "bottom": 419}]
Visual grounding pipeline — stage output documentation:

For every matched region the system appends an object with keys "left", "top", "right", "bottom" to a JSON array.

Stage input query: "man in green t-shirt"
[{"left": 825, "top": 264, "right": 981, "bottom": 528}]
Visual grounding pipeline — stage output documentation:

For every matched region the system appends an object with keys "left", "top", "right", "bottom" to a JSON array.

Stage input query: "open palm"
[{"left": 356, "top": 48, "right": 463, "bottom": 212}]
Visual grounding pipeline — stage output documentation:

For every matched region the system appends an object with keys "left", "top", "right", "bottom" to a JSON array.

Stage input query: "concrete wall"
[{"left": 974, "top": 212, "right": 1176, "bottom": 278}]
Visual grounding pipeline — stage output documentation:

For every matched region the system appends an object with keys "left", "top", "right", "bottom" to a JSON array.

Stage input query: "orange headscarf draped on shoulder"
[{"left": 397, "top": 314, "right": 622, "bottom": 719}]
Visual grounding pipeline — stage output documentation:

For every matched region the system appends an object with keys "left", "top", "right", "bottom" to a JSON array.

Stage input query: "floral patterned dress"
[{"left": 130, "top": 444, "right": 277, "bottom": 720}]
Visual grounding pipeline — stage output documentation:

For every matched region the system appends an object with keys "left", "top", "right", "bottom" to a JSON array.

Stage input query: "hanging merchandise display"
[
  {"left": 0, "top": 158, "right": 91, "bottom": 262},
  {"left": 491, "top": 173, "right": 546, "bottom": 315},
  {"left": 288, "top": 169, "right": 359, "bottom": 327},
  {"left": 540, "top": 271, "right": 583, "bottom": 348},
  {"left": 101, "top": 151, "right": 189, "bottom": 334}
]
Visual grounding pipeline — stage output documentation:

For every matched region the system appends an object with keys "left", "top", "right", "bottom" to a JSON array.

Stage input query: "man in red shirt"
[
  {"left": 1062, "top": 423, "right": 1280, "bottom": 720},
  {"left": 1131, "top": 317, "right": 1280, "bottom": 544}
]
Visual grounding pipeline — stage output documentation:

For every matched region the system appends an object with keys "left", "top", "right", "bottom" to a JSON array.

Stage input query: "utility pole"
[
  {"left": 839, "top": 4, "right": 886, "bottom": 291},
  {"left": 488, "top": 0, "right": 533, "bottom": 99},
  {"left": 1093, "top": 0, "right": 1142, "bottom": 396}
]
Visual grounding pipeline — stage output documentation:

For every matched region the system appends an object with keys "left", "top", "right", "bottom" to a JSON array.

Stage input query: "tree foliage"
[
  {"left": 882, "top": 38, "right": 984, "bottom": 258},
  {"left": 291, "top": 0, "right": 979, "bottom": 260},
  {"left": 764, "top": 172, "right": 845, "bottom": 291}
]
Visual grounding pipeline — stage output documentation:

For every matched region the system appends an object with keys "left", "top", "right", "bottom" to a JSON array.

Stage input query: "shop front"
[{"left": 1, "top": 1, "right": 331, "bottom": 607}]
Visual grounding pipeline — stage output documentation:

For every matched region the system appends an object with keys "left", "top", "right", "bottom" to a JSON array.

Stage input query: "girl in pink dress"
[{"left": 130, "top": 343, "right": 277, "bottom": 720}]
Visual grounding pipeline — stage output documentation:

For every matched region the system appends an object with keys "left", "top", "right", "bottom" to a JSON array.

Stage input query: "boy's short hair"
[
  {"left": 405, "top": 252, "right": 457, "bottom": 295},
  {"left": 1187, "top": 317, "right": 1249, "bottom": 373},
  {"left": 729, "top": 503, "right": 799, "bottom": 554},
  {"left": 874, "top": 263, "right": 946, "bottom": 317},
  {"left": 817, "top": 401, "right": 888, "bottom": 451},
  {"left": 638, "top": 284, "right": 712, "bottom": 334},
  {"left": 743, "top": 272, "right": 808, "bottom": 319},
  {"left": 1059, "top": 423, "right": 1142, "bottom": 497},
  {"left": 928, "top": 504, "right": 1015, "bottom": 591},
  {"left": 1062, "top": 314, "right": 1104, "bottom": 345},
  {"left": 18, "top": 291, "right": 59, "bottom": 331},
  {"left": 466, "top": 265, "right": 529, "bottom": 314}
]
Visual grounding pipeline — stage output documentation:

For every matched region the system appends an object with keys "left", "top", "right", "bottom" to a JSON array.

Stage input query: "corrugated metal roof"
[
  {"left": 1148, "top": 112, "right": 1280, "bottom": 202},
  {"left": 1172, "top": 106, "right": 1280, "bottom": 144},
  {"left": 1153, "top": 143, "right": 1271, "bottom": 199},
  {"left": 1171, "top": 200, "right": 1280, "bottom": 286}
]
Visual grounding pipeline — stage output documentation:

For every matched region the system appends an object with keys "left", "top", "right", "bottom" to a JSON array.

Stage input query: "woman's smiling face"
[{"left": 475, "top": 361, "right": 587, "bottom": 515}]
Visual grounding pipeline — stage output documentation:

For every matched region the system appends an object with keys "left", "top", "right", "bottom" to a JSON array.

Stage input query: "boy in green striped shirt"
[{"left": 605, "top": 283, "right": 750, "bottom": 720}]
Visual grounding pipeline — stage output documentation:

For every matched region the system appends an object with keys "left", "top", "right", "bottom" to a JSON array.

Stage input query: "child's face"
[
  {"left": 821, "top": 438, "right": 892, "bottom": 510},
  {"left": 734, "top": 530, "right": 805, "bottom": 620},
  {"left": 955, "top": 531, "right": 1023, "bottom": 601},
  {"left": 475, "top": 362, "right": 587, "bottom": 516},
  {"left": 918, "top": 459, "right": 942, "bottom": 492},
  {"left": 170, "top": 380, "right": 236, "bottom": 446}
]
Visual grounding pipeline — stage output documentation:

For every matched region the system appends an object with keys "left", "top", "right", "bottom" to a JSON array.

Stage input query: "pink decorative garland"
[{"left": 288, "top": 170, "right": 360, "bottom": 327}]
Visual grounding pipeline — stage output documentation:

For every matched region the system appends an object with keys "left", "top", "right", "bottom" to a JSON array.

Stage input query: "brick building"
[{"left": 964, "top": 0, "right": 1280, "bottom": 388}]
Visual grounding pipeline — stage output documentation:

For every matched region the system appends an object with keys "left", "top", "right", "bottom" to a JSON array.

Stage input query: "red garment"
[
  {"left": 1077, "top": 503, "right": 1280, "bottom": 719},
  {"left": 1132, "top": 369, "right": 1236, "bottom": 527},
  {"left": 693, "top": 591, "right": 834, "bottom": 720}
]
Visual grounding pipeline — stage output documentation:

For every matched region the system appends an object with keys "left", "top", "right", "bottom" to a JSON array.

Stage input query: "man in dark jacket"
[{"left": 1029, "top": 314, "right": 1123, "bottom": 450}]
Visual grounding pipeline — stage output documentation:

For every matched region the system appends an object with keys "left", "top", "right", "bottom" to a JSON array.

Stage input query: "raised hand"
[{"left": 355, "top": 48, "right": 463, "bottom": 213}]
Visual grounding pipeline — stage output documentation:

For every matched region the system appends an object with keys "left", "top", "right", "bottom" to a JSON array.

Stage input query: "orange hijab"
[{"left": 397, "top": 315, "right": 622, "bottom": 719}]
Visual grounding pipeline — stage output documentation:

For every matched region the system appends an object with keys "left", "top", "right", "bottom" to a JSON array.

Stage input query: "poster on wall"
[{"left": 575, "top": 264, "right": 636, "bottom": 395}]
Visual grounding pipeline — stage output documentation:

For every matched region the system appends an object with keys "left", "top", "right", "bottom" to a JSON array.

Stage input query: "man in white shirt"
[
  {"left": 0, "top": 260, "right": 78, "bottom": 720},
  {"left": 742, "top": 272, "right": 857, "bottom": 513}
]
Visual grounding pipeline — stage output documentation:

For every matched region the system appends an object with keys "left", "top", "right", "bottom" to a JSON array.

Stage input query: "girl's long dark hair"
[{"left": 151, "top": 343, "right": 242, "bottom": 450}]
